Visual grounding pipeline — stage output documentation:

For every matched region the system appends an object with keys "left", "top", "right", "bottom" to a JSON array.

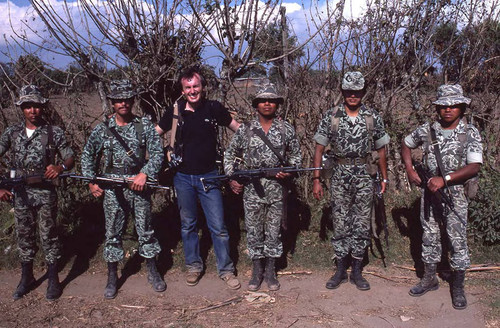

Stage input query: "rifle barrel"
[{"left": 69, "top": 175, "right": 170, "bottom": 190}]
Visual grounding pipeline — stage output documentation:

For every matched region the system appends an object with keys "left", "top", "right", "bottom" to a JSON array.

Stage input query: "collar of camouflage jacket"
[{"left": 432, "top": 118, "right": 467, "bottom": 135}]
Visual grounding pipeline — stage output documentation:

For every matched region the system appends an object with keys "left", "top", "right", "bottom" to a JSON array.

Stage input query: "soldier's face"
[
  {"left": 437, "top": 105, "right": 462, "bottom": 125},
  {"left": 181, "top": 74, "right": 203, "bottom": 105},
  {"left": 112, "top": 98, "right": 134, "bottom": 116},
  {"left": 256, "top": 99, "right": 278, "bottom": 118},
  {"left": 342, "top": 89, "right": 364, "bottom": 108},
  {"left": 21, "top": 102, "right": 43, "bottom": 126}
]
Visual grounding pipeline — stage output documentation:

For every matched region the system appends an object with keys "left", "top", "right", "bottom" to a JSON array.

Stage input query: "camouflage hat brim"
[
  {"left": 432, "top": 95, "right": 471, "bottom": 106},
  {"left": 15, "top": 95, "right": 49, "bottom": 106},
  {"left": 107, "top": 91, "right": 137, "bottom": 100}
]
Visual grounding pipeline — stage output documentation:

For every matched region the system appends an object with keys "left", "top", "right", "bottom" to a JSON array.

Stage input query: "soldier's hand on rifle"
[
  {"left": 406, "top": 168, "right": 422, "bottom": 186},
  {"left": 229, "top": 180, "right": 243, "bottom": 194},
  {"left": 380, "top": 180, "right": 387, "bottom": 194},
  {"left": 427, "top": 176, "right": 445, "bottom": 193},
  {"left": 130, "top": 172, "right": 147, "bottom": 191},
  {"left": 275, "top": 172, "right": 291, "bottom": 179},
  {"left": 45, "top": 164, "right": 63, "bottom": 179},
  {"left": 89, "top": 183, "right": 103, "bottom": 198},
  {"left": 0, "top": 189, "right": 13, "bottom": 201}
]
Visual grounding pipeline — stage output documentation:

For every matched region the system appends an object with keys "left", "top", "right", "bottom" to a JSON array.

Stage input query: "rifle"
[
  {"left": 200, "top": 166, "right": 322, "bottom": 192},
  {"left": 0, "top": 173, "right": 73, "bottom": 189},
  {"left": 371, "top": 173, "right": 389, "bottom": 267},
  {"left": 69, "top": 175, "right": 171, "bottom": 191},
  {"left": 412, "top": 161, "right": 464, "bottom": 224}
]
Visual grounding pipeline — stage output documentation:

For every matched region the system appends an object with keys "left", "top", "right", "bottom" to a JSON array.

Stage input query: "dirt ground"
[{"left": 0, "top": 264, "right": 496, "bottom": 328}]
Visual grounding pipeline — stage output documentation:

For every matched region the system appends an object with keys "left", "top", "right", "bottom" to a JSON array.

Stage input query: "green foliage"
[{"left": 469, "top": 165, "right": 500, "bottom": 244}]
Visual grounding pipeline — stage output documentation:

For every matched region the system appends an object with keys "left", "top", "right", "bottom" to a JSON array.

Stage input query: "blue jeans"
[{"left": 174, "top": 170, "right": 234, "bottom": 276}]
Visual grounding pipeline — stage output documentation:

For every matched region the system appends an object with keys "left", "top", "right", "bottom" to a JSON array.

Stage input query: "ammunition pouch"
[{"left": 464, "top": 176, "right": 479, "bottom": 200}]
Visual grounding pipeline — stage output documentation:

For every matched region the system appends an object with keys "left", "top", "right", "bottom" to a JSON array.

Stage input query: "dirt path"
[{"left": 0, "top": 266, "right": 494, "bottom": 328}]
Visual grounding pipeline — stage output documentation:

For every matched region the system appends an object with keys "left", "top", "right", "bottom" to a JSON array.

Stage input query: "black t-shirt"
[{"left": 158, "top": 99, "right": 232, "bottom": 175}]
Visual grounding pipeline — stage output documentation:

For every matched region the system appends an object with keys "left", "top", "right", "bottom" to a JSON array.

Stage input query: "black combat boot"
[
  {"left": 104, "top": 262, "right": 118, "bottom": 299},
  {"left": 264, "top": 257, "right": 280, "bottom": 291},
  {"left": 248, "top": 258, "right": 264, "bottom": 291},
  {"left": 350, "top": 258, "right": 370, "bottom": 290},
  {"left": 46, "top": 261, "right": 62, "bottom": 300},
  {"left": 13, "top": 261, "right": 36, "bottom": 300},
  {"left": 326, "top": 256, "right": 348, "bottom": 289},
  {"left": 451, "top": 270, "right": 467, "bottom": 310},
  {"left": 409, "top": 263, "right": 439, "bottom": 296},
  {"left": 146, "top": 257, "right": 166, "bottom": 292}
]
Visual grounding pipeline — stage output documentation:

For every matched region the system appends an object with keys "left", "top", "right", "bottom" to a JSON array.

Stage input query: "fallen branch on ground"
[
  {"left": 363, "top": 271, "right": 411, "bottom": 282},
  {"left": 278, "top": 270, "right": 312, "bottom": 275},
  {"left": 193, "top": 296, "right": 243, "bottom": 314},
  {"left": 393, "top": 264, "right": 500, "bottom": 272}
]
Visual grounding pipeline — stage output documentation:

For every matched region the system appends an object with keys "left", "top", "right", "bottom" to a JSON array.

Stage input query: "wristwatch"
[
  {"left": 382, "top": 179, "right": 389, "bottom": 183},
  {"left": 445, "top": 174, "right": 451, "bottom": 182},
  {"left": 61, "top": 163, "right": 68, "bottom": 171}
]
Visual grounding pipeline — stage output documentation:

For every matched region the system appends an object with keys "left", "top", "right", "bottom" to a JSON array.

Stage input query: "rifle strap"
[
  {"left": 430, "top": 127, "right": 451, "bottom": 190},
  {"left": 251, "top": 124, "right": 287, "bottom": 166},
  {"left": 105, "top": 121, "right": 143, "bottom": 168}
]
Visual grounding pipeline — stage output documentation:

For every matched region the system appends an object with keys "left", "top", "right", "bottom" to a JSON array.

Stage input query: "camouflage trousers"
[
  {"left": 243, "top": 178, "right": 284, "bottom": 259},
  {"left": 330, "top": 167, "right": 373, "bottom": 259},
  {"left": 14, "top": 186, "right": 61, "bottom": 264},
  {"left": 103, "top": 187, "right": 161, "bottom": 263},
  {"left": 420, "top": 185, "right": 470, "bottom": 270}
]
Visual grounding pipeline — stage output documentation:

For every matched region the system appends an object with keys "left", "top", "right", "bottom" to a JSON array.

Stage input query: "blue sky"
[{"left": 1, "top": 0, "right": 353, "bottom": 69}]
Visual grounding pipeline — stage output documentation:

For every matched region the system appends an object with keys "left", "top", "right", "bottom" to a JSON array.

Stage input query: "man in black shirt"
[{"left": 156, "top": 68, "right": 240, "bottom": 289}]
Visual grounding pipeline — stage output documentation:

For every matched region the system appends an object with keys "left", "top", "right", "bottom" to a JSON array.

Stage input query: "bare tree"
[{"left": 5, "top": 0, "right": 206, "bottom": 119}]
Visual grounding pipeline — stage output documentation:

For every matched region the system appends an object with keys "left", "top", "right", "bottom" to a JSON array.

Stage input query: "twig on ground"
[
  {"left": 393, "top": 264, "right": 500, "bottom": 272},
  {"left": 193, "top": 296, "right": 243, "bottom": 314},
  {"left": 379, "top": 316, "right": 396, "bottom": 328},
  {"left": 363, "top": 271, "right": 407, "bottom": 282},
  {"left": 287, "top": 318, "right": 299, "bottom": 327},
  {"left": 278, "top": 271, "right": 312, "bottom": 275},
  {"left": 121, "top": 304, "right": 147, "bottom": 309}
]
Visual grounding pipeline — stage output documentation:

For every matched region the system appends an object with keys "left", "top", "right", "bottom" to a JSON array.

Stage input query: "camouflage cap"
[
  {"left": 15, "top": 85, "right": 49, "bottom": 106},
  {"left": 341, "top": 71, "right": 365, "bottom": 91},
  {"left": 432, "top": 84, "right": 471, "bottom": 106},
  {"left": 107, "top": 79, "right": 137, "bottom": 100},
  {"left": 252, "top": 85, "right": 284, "bottom": 107}
]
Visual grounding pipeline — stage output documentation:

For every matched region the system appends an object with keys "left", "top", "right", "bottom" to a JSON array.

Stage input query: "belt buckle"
[{"left": 126, "top": 150, "right": 134, "bottom": 156}]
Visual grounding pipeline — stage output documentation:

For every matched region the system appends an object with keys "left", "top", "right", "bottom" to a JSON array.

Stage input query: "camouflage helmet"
[
  {"left": 252, "top": 85, "right": 284, "bottom": 107},
  {"left": 432, "top": 84, "right": 471, "bottom": 106},
  {"left": 341, "top": 71, "right": 365, "bottom": 91},
  {"left": 15, "top": 85, "right": 49, "bottom": 106},
  {"left": 107, "top": 79, "right": 137, "bottom": 100}
]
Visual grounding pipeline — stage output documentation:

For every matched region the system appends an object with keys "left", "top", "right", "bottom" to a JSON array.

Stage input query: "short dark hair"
[{"left": 178, "top": 66, "right": 206, "bottom": 87}]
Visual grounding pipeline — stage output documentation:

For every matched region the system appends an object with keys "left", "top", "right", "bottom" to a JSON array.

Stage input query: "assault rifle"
[
  {"left": 0, "top": 173, "right": 73, "bottom": 189},
  {"left": 412, "top": 161, "right": 464, "bottom": 224},
  {"left": 371, "top": 173, "right": 389, "bottom": 267},
  {"left": 69, "top": 175, "right": 171, "bottom": 191},
  {"left": 200, "top": 166, "right": 322, "bottom": 192}
]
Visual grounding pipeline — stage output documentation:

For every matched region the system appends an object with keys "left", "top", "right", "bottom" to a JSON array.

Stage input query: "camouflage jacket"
[
  {"left": 224, "top": 118, "right": 302, "bottom": 176},
  {"left": 0, "top": 121, "right": 74, "bottom": 174},
  {"left": 404, "top": 120, "right": 483, "bottom": 176},
  {"left": 81, "top": 114, "right": 163, "bottom": 179},
  {"left": 314, "top": 104, "right": 390, "bottom": 158}
]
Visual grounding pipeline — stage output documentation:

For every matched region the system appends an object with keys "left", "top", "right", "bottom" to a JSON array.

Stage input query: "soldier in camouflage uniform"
[
  {"left": 224, "top": 86, "right": 301, "bottom": 291},
  {"left": 401, "top": 84, "right": 482, "bottom": 310},
  {"left": 312, "top": 72, "right": 390, "bottom": 291},
  {"left": 81, "top": 80, "right": 166, "bottom": 299},
  {"left": 0, "top": 85, "right": 75, "bottom": 300}
]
